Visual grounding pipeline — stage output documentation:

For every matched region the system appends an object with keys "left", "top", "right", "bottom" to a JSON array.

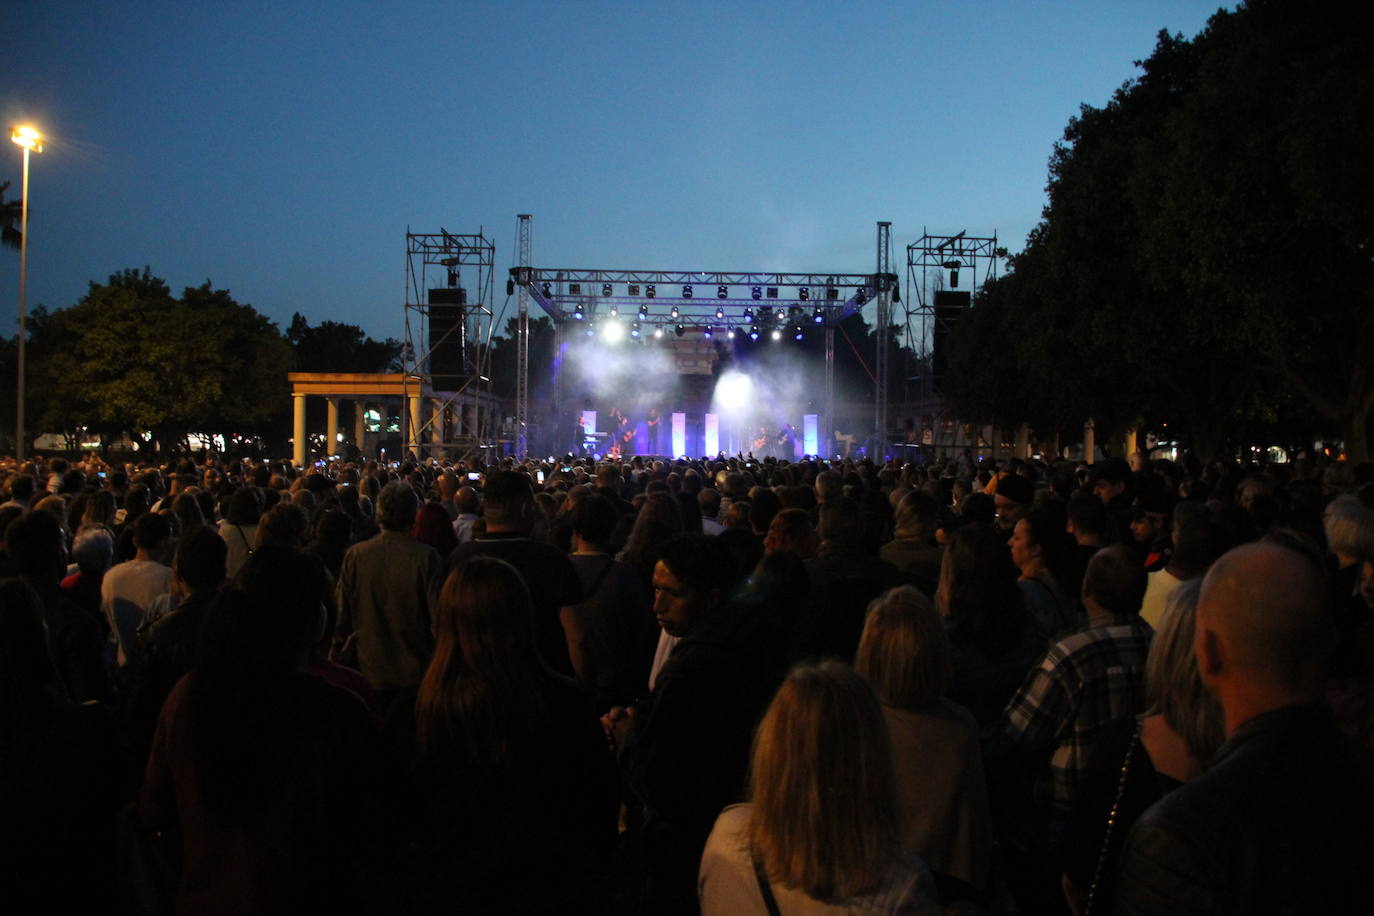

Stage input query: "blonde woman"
[
  {"left": 856, "top": 587, "right": 993, "bottom": 903},
  {"left": 699, "top": 661, "right": 939, "bottom": 914}
]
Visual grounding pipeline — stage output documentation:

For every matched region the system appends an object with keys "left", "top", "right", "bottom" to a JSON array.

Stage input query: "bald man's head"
[{"left": 1196, "top": 542, "right": 1333, "bottom": 700}]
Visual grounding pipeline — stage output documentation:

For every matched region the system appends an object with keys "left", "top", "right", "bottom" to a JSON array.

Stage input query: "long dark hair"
[
  {"left": 415, "top": 557, "right": 545, "bottom": 766},
  {"left": 0, "top": 580, "right": 57, "bottom": 780},
  {"left": 187, "top": 545, "right": 328, "bottom": 821},
  {"left": 937, "top": 522, "right": 1025, "bottom": 657}
]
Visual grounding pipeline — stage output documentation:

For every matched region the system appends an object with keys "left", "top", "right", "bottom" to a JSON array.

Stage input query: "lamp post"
[{"left": 11, "top": 125, "right": 42, "bottom": 462}]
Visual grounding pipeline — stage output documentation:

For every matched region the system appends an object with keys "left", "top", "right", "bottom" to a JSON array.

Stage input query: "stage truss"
[
  {"left": 510, "top": 222, "right": 899, "bottom": 459},
  {"left": 904, "top": 230, "right": 1001, "bottom": 400},
  {"left": 402, "top": 228, "right": 497, "bottom": 459}
]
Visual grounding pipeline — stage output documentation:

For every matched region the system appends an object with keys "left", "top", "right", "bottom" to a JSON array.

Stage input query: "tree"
[
  {"left": 1, "top": 180, "right": 22, "bottom": 251},
  {"left": 942, "top": 0, "right": 1374, "bottom": 461},
  {"left": 286, "top": 313, "right": 402, "bottom": 373},
  {"left": 32, "top": 268, "right": 291, "bottom": 454}
]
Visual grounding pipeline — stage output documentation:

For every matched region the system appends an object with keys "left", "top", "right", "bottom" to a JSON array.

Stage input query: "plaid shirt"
[{"left": 1002, "top": 614, "right": 1154, "bottom": 839}]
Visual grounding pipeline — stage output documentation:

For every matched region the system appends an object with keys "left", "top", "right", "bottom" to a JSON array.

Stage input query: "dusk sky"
[{"left": 4, "top": 1, "right": 1228, "bottom": 343}]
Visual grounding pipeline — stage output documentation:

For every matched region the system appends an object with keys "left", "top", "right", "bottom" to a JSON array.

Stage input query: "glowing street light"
[{"left": 11, "top": 125, "right": 42, "bottom": 461}]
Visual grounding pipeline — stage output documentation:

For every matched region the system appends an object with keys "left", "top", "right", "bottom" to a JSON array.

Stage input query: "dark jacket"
[{"left": 1113, "top": 704, "right": 1374, "bottom": 915}]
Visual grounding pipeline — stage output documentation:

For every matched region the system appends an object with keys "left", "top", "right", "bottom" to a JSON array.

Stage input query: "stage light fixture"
[
  {"left": 799, "top": 286, "right": 809, "bottom": 301},
  {"left": 654, "top": 326, "right": 664, "bottom": 338},
  {"left": 812, "top": 307, "right": 824, "bottom": 324},
  {"left": 646, "top": 284, "right": 656, "bottom": 298},
  {"left": 541, "top": 282, "right": 552, "bottom": 297},
  {"left": 628, "top": 284, "right": 640, "bottom": 296},
  {"left": 670, "top": 305, "right": 680, "bottom": 319},
  {"left": 573, "top": 303, "right": 585, "bottom": 320},
  {"left": 602, "top": 283, "right": 613, "bottom": 297},
  {"left": 826, "top": 288, "right": 838, "bottom": 300},
  {"left": 751, "top": 286, "right": 762, "bottom": 300},
  {"left": 717, "top": 285, "right": 728, "bottom": 299},
  {"left": 856, "top": 287, "right": 868, "bottom": 305},
  {"left": 715, "top": 306, "right": 725, "bottom": 320},
  {"left": 748, "top": 327, "right": 760, "bottom": 341},
  {"left": 793, "top": 325, "right": 804, "bottom": 341},
  {"left": 608, "top": 304, "right": 618, "bottom": 317},
  {"left": 743, "top": 308, "right": 754, "bottom": 324},
  {"left": 675, "top": 324, "right": 685, "bottom": 337},
  {"left": 766, "top": 287, "right": 778, "bottom": 298},
  {"left": 585, "top": 324, "right": 595, "bottom": 337},
  {"left": 771, "top": 329, "right": 782, "bottom": 341},
  {"left": 569, "top": 283, "right": 581, "bottom": 296},
  {"left": 682, "top": 285, "right": 693, "bottom": 299},
  {"left": 638, "top": 303, "right": 649, "bottom": 319},
  {"left": 704, "top": 326, "right": 713, "bottom": 339},
  {"left": 603, "top": 320, "right": 625, "bottom": 343},
  {"left": 727, "top": 326, "right": 736, "bottom": 339},
  {"left": 631, "top": 321, "right": 642, "bottom": 338},
  {"left": 775, "top": 307, "right": 786, "bottom": 320}
]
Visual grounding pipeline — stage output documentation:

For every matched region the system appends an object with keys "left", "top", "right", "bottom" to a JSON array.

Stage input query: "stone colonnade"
[{"left": 287, "top": 372, "right": 500, "bottom": 468}]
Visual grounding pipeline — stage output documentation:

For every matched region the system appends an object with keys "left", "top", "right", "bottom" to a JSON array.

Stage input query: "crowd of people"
[{"left": 2, "top": 446, "right": 1373, "bottom": 914}]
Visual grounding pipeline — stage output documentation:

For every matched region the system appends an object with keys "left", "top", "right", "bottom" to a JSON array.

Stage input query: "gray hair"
[
  {"left": 1323, "top": 494, "right": 1374, "bottom": 560},
  {"left": 71, "top": 526, "right": 114, "bottom": 576},
  {"left": 376, "top": 481, "right": 419, "bottom": 532}
]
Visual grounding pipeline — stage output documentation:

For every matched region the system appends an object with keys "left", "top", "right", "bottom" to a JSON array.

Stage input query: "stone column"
[
  {"left": 1124, "top": 427, "right": 1138, "bottom": 460},
  {"left": 1016, "top": 424, "right": 1031, "bottom": 460},
  {"left": 293, "top": 393, "right": 307, "bottom": 469},
  {"left": 354, "top": 400, "right": 367, "bottom": 456},
  {"left": 1083, "top": 420, "right": 1096, "bottom": 464},
  {"left": 408, "top": 394, "right": 423, "bottom": 459},
  {"left": 325, "top": 397, "right": 339, "bottom": 458},
  {"left": 431, "top": 398, "right": 445, "bottom": 453}
]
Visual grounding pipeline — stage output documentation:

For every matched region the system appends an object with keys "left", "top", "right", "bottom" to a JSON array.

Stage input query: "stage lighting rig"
[
  {"left": 771, "top": 329, "right": 782, "bottom": 341},
  {"left": 631, "top": 321, "right": 642, "bottom": 338},
  {"left": 628, "top": 284, "right": 640, "bottom": 296},
  {"left": 793, "top": 325, "right": 804, "bottom": 341},
  {"left": 943, "top": 260, "right": 961, "bottom": 287},
  {"left": 717, "top": 285, "right": 728, "bottom": 299},
  {"left": 670, "top": 305, "right": 680, "bottom": 319},
  {"left": 767, "top": 287, "right": 778, "bottom": 298},
  {"left": 675, "top": 324, "right": 685, "bottom": 337},
  {"left": 638, "top": 303, "right": 649, "bottom": 319},
  {"left": 683, "top": 285, "right": 694, "bottom": 298},
  {"left": 602, "top": 283, "right": 613, "bottom": 296},
  {"left": 704, "top": 326, "right": 714, "bottom": 339},
  {"left": 646, "top": 284, "right": 656, "bottom": 298},
  {"left": 654, "top": 326, "right": 664, "bottom": 338},
  {"left": 715, "top": 306, "right": 725, "bottom": 320},
  {"left": 799, "top": 286, "right": 809, "bottom": 301},
  {"left": 751, "top": 287, "right": 762, "bottom": 300},
  {"left": 749, "top": 327, "right": 760, "bottom": 341},
  {"left": 812, "top": 307, "right": 824, "bottom": 324},
  {"left": 573, "top": 303, "right": 585, "bottom": 320},
  {"left": 569, "top": 284, "right": 581, "bottom": 295},
  {"left": 743, "top": 308, "right": 754, "bottom": 324},
  {"left": 608, "top": 304, "right": 618, "bottom": 317},
  {"left": 541, "top": 282, "right": 552, "bottom": 297},
  {"left": 775, "top": 307, "right": 786, "bottom": 320}
]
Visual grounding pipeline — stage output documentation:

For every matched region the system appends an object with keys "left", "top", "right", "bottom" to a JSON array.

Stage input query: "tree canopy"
[
  {"left": 1, "top": 268, "right": 401, "bottom": 455},
  {"left": 941, "top": 0, "right": 1374, "bottom": 461}
]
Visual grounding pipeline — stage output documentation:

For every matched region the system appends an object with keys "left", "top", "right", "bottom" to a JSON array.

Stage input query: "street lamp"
[{"left": 11, "top": 125, "right": 42, "bottom": 462}]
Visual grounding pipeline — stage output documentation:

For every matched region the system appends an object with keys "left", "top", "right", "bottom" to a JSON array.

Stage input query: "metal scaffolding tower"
[
  {"left": 905, "top": 230, "right": 1000, "bottom": 399},
  {"left": 515, "top": 215, "right": 532, "bottom": 460},
  {"left": 875, "top": 221, "right": 893, "bottom": 459},
  {"left": 402, "top": 228, "right": 496, "bottom": 459}
]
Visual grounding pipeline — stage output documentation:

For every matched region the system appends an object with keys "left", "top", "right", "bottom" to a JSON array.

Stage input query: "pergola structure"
[
  {"left": 287, "top": 372, "right": 502, "bottom": 467},
  {"left": 508, "top": 216, "right": 899, "bottom": 459}
]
